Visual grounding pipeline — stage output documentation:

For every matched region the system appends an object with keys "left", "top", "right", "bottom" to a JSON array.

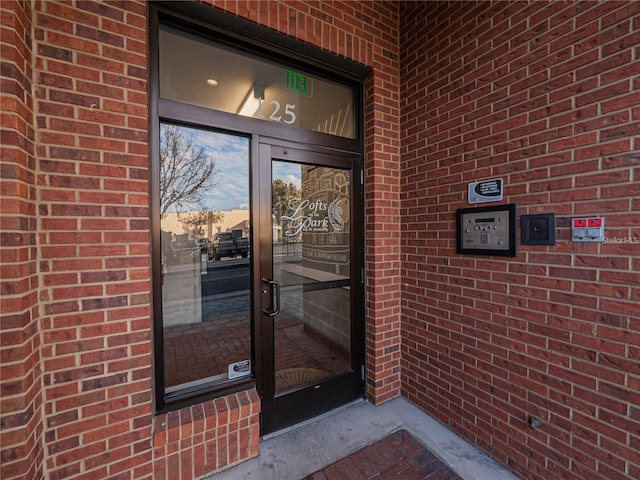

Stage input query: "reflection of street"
[{"left": 201, "top": 259, "right": 250, "bottom": 297}]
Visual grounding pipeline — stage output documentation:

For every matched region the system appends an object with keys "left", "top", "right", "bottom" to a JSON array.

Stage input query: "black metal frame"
[
  {"left": 259, "top": 142, "right": 365, "bottom": 434},
  {"left": 521, "top": 213, "right": 556, "bottom": 245},
  {"left": 149, "top": 2, "right": 370, "bottom": 417},
  {"left": 456, "top": 203, "right": 518, "bottom": 257}
]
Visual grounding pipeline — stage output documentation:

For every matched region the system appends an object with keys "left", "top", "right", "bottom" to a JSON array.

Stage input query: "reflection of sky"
[
  {"left": 273, "top": 161, "right": 301, "bottom": 188},
  {"left": 194, "top": 129, "right": 249, "bottom": 211},
  {"left": 167, "top": 126, "right": 305, "bottom": 211}
]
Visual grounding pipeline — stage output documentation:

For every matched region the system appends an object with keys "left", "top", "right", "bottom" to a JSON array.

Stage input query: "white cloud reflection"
[
  {"left": 273, "top": 163, "right": 302, "bottom": 189},
  {"left": 192, "top": 128, "right": 249, "bottom": 211},
  {"left": 166, "top": 125, "right": 304, "bottom": 212}
]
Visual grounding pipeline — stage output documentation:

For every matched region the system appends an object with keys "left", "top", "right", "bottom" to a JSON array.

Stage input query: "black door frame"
[
  {"left": 256, "top": 140, "right": 365, "bottom": 434},
  {"left": 150, "top": 2, "right": 370, "bottom": 417}
]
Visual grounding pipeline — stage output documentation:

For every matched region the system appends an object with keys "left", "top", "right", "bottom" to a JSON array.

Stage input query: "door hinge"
[
  {"left": 361, "top": 268, "right": 364, "bottom": 284},
  {"left": 361, "top": 365, "right": 365, "bottom": 381},
  {"left": 360, "top": 170, "right": 364, "bottom": 185}
]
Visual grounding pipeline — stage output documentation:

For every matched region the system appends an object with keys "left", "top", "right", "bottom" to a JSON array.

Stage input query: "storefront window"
[
  {"left": 159, "top": 27, "right": 355, "bottom": 138},
  {"left": 159, "top": 123, "right": 252, "bottom": 394},
  {"left": 153, "top": 11, "right": 366, "bottom": 413}
]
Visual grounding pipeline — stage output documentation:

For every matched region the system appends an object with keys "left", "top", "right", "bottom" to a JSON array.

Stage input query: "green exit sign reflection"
[{"left": 285, "top": 70, "right": 312, "bottom": 96}]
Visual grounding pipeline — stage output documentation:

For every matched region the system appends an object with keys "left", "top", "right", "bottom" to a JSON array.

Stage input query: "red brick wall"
[
  {"left": 4, "top": 0, "right": 639, "bottom": 479},
  {"left": 0, "top": 2, "right": 44, "bottom": 479},
  {"left": 2, "top": 1, "right": 402, "bottom": 479},
  {"left": 152, "top": 389, "right": 260, "bottom": 479},
  {"left": 31, "top": 1, "right": 153, "bottom": 478},
  {"left": 360, "top": 3, "right": 403, "bottom": 405},
  {"left": 399, "top": 2, "right": 639, "bottom": 480}
]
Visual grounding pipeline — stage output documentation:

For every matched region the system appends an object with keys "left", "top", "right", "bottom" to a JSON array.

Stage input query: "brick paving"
[
  {"left": 304, "top": 430, "right": 463, "bottom": 480},
  {"left": 274, "top": 314, "right": 349, "bottom": 393},
  {"left": 163, "top": 305, "right": 251, "bottom": 386},
  {"left": 163, "top": 290, "right": 348, "bottom": 388}
]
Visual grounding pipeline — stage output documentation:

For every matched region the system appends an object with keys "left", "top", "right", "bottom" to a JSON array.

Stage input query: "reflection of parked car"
[
  {"left": 197, "top": 237, "right": 213, "bottom": 260},
  {"left": 169, "top": 236, "right": 199, "bottom": 264},
  {"left": 213, "top": 230, "right": 249, "bottom": 260}
]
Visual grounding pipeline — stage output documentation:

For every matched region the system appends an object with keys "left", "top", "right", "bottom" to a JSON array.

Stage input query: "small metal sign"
[
  {"left": 468, "top": 178, "right": 503, "bottom": 204},
  {"left": 228, "top": 360, "right": 251, "bottom": 379}
]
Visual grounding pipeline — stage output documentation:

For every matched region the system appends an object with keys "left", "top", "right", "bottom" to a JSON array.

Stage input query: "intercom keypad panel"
[
  {"left": 460, "top": 209, "right": 511, "bottom": 251},
  {"left": 456, "top": 203, "right": 517, "bottom": 256}
]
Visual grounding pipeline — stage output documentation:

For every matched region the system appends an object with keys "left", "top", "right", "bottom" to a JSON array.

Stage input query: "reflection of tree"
[
  {"left": 272, "top": 178, "right": 301, "bottom": 223},
  {"left": 160, "top": 124, "right": 217, "bottom": 215},
  {"left": 179, "top": 209, "right": 224, "bottom": 239}
]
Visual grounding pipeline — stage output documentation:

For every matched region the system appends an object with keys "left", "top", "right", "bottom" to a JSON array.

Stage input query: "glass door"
[{"left": 258, "top": 143, "right": 363, "bottom": 434}]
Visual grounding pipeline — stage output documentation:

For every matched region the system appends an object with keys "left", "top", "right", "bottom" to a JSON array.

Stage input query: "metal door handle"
[{"left": 261, "top": 278, "right": 280, "bottom": 317}]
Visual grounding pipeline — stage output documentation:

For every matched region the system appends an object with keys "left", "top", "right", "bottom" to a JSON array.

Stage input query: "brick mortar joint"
[{"left": 151, "top": 395, "right": 261, "bottom": 438}]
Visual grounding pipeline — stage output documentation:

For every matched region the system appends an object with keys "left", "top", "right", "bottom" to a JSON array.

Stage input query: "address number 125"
[{"left": 257, "top": 100, "right": 296, "bottom": 124}]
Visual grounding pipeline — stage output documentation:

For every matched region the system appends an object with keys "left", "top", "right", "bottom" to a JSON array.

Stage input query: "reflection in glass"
[
  {"left": 272, "top": 161, "right": 351, "bottom": 394},
  {"left": 159, "top": 27, "right": 355, "bottom": 138},
  {"left": 160, "top": 123, "right": 251, "bottom": 392}
]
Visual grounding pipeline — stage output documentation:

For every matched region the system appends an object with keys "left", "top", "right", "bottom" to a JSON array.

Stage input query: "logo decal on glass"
[
  {"left": 282, "top": 196, "right": 349, "bottom": 236},
  {"left": 328, "top": 197, "right": 349, "bottom": 232}
]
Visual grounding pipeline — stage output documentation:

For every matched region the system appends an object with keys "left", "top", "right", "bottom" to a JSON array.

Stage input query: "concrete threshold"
[{"left": 207, "top": 396, "right": 520, "bottom": 480}]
